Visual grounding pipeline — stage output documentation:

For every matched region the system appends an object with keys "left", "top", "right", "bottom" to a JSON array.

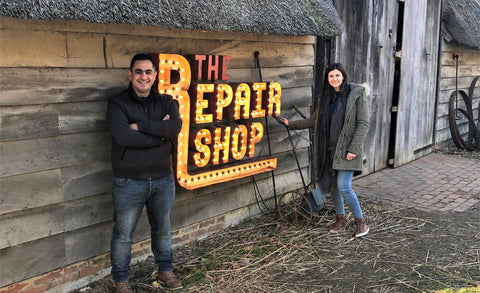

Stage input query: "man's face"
[{"left": 128, "top": 60, "right": 157, "bottom": 97}]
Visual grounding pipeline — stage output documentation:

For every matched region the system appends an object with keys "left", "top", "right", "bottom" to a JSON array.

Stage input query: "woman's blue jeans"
[
  {"left": 110, "top": 174, "right": 175, "bottom": 283},
  {"left": 316, "top": 170, "right": 363, "bottom": 218}
]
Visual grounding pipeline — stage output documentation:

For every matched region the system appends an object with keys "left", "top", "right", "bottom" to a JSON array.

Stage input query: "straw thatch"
[
  {"left": 443, "top": 0, "right": 480, "bottom": 49},
  {"left": 0, "top": 0, "right": 344, "bottom": 37}
]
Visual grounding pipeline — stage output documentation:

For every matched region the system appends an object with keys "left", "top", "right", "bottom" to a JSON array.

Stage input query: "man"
[{"left": 107, "top": 53, "right": 183, "bottom": 292}]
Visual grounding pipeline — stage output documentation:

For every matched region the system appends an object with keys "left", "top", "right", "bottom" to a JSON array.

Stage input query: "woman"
[{"left": 278, "top": 63, "right": 370, "bottom": 237}]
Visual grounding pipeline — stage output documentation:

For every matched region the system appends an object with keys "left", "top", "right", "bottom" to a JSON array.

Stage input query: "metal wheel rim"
[{"left": 277, "top": 191, "right": 313, "bottom": 228}]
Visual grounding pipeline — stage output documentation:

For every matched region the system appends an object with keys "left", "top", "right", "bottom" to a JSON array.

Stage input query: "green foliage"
[
  {"left": 182, "top": 252, "right": 225, "bottom": 285},
  {"left": 182, "top": 238, "right": 282, "bottom": 286}
]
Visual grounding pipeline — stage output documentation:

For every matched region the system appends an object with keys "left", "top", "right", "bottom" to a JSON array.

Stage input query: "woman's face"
[{"left": 328, "top": 69, "right": 344, "bottom": 92}]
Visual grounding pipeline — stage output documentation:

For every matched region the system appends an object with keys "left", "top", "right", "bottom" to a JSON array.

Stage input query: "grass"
[
  {"left": 432, "top": 286, "right": 480, "bottom": 293},
  {"left": 181, "top": 237, "right": 282, "bottom": 286}
]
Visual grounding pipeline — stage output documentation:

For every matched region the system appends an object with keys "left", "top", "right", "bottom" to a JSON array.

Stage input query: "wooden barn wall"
[
  {"left": 393, "top": 0, "right": 441, "bottom": 166},
  {"left": 333, "top": 0, "right": 399, "bottom": 174},
  {"left": 436, "top": 41, "right": 480, "bottom": 147},
  {"left": 0, "top": 16, "right": 316, "bottom": 287},
  {"left": 334, "top": 0, "right": 443, "bottom": 170}
]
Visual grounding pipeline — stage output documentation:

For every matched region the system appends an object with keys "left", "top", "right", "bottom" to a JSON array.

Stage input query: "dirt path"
[{"left": 73, "top": 196, "right": 480, "bottom": 293}]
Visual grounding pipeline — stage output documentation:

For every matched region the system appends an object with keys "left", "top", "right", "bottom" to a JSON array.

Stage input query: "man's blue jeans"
[
  {"left": 316, "top": 170, "right": 363, "bottom": 219},
  {"left": 110, "top": 174, "right": 175, "bottom": 283}
]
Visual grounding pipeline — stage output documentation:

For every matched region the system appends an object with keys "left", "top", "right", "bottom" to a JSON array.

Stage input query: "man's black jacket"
[{"left": 107, "top": 85, "right": 182, "bottom": 179}]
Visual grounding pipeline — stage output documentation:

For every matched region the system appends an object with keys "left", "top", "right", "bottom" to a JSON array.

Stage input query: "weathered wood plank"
[
  {"left": 64, "top": 221, "right": 112, "bottom": 264},
  {"left": 265, "top": 128, "right": 311, "bottom": 156},
  {"left": 0, "top": 26, "right": 316, "bottom": 69},
  {"left": 443, "top": 41, "right": 480, "bottom": 53},
  {"left": 436, "top": 117, "right": 450, "bottom": 132},
  {"left": 440, "top": 77, "right": 480, "bottom": 91},
  {"left": 0, "top": 219, "right": 134, "bottom": 287},
  {"left": 334, "top": 0, "right": 370, "bottom": 83},
  {"left": 0, "top": 170, "right": 63, "bottom": 215},
  {"left": 0, "top": 193, "right": 112, "bottom": 249},
  {"left": 0, "top": 234, "right": 66, "bottom": 287},
  {"left": 65, "top": 32, "right": 105, "bottom": 67},
  {"left": 396, "top": 0, "right": 428, "bottom": 165},
  {"left": 0, "top": 205, "right": 66, "bottom": 249},
  {"left": 367, "top": 91, "right": 391, "bottom": 172},
  {"left": 57, "top": 162, "right": 312, "bottom": 268},
  {"left": 369, "top": 0, "right": 398, "bottom": 172},
  {"left": 0, "top": 29, "right": 104, "bottom": 67},
  {"left": 0, "top": 105, "right": 59, "bottom": 141},
  {"left": 0, "top": 68, "right": 127, "bottom": 106},
  {"left": 440, "top": 65, "right": 480, "bottom": 78},
  {"left": 0, "top": 14, "right": 319, "bottom": 290},
  {"left": 441, "top": 50, "right": 480, "bottom": 66},
  {"left": 64, "top": 215, "right": 152, "bottom": 264},
  {"left": 0, "top": 150, "right": 311, "bottom": 286},
  {"left": 436, "top": 101, "right": 449, "bottom": 117},
  {"left": 0, "top": 132, "right": 110, "bottom": 177},
  {"left": 0, "top": 16, "right": 316, "bottom": 45},
  {"left": 443, "top": 40, "right": 480, "bottom": 53},
  {"left": 0, "top": 149, "right": 309, "bottom": 248},
  {"left": 333, "top": 0, "right": 399, "bottom": 174},
  {"left": 0, "top": 29, "right": 68, "bottom": 67},
  {"left": 394, "top": 0, "right": 441, "bottom": 166},
  {"left": 437, "top": 39, "right": 480, "bottom": 149},
  {"left": 0, "top": 67, "right": 309, "bottom": 107},
  {"left": 61, "top": 161, "right": 112, "bottom": 201},
  {"left": 228, "top": 66, "right": 314, "bottom": 88},
  {"left": 279, "top": 87, "right": 313, "bottom": 109},
  {"left": 104, "top": 34, "right": 315, "bottom": 69},
  {"left": 436, "top": 89, "right": 478, "bottom": 107},
  {"left": 0, "top": 101, "right": 106, "bottom": 141},
  {"left": 63, "top": 193, "right": 112, "bottom": 231},
  {"left": 435, "top": 130, "right": 451, "bottom": 145},
  {"left": 58, "top": 101, "right": 108, "bottom": 134},
  {"left": 436, "top": 120, "right": 471, "bottom": 147},
  {"left": 176, "top": 148, "right": 311, "bottom": 199},
  {"left": 173, "top": 167, "right": 307, "bottom": 228}
]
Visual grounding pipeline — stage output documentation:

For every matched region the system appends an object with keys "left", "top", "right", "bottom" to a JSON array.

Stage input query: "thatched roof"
[
  {"left": 442, "top": 0, "right": 480, "bottom": 49},
  {"left": 0, "top": 0, "right": 344, "bottom": 37}
]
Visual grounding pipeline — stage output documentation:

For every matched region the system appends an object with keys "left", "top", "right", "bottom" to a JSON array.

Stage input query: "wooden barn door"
[
  {"left": 392, "top": 0, "right": 441, "bottom": 167},
  {"left": 331, "top": 0, "right": 399, "bottom": 175}
]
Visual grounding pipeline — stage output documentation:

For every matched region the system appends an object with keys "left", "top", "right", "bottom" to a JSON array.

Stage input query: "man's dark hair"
[{"left": 129, "top": 53, "right": 156, "bottom": 70}]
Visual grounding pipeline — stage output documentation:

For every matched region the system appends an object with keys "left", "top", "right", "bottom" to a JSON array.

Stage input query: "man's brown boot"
[
  {"left": 115, "top": 281, "right": 132, "bottom": 293},
  {"left": 158, "top": 270, "right": 183, "bottom": 290},
  {"left": 354, "top": 217, "right": 369, "bottom": 237},
  {"left": 329, "top": 214, "right": 346, "bottom": 233}
]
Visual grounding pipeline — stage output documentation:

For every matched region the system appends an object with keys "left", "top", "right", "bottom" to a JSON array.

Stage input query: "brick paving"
[{"left": 353, "top": 152, "right": 480, "bottom": 213}]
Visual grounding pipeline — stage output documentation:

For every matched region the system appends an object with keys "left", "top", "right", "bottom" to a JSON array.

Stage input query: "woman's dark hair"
[
  {"left": 129, "top": 53, "right": 156, "bottom": 70},
  {"left": 322, "top": 63, "right": 348, "bottom": 97}
]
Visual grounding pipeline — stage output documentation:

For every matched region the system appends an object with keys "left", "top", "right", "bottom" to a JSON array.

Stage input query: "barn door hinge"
[{"left": 394, "top": 50, "right": 402, "bottom": 60}]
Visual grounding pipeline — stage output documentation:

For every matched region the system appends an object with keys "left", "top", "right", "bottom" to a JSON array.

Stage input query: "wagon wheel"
[{"left": 277, "top": 191, "right": 313, "bottom": 228}]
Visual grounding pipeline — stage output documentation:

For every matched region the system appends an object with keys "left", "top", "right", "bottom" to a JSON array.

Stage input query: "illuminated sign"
[{"left": 151, "top": 54, "right": 281, "bottom": 190}]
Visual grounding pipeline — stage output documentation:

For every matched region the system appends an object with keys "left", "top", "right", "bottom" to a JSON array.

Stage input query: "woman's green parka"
[{"left": 289, "top": 83, "right": 370, "bottom": 181}]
